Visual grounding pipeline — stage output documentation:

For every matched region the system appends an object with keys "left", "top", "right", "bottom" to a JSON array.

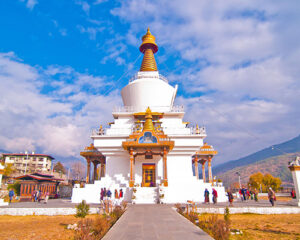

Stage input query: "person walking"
[
  {"left": 239, "top": 189, "right": 243, "bottom": 202},
  {"left": 103, "top": 188, "right": 107, "bottom": 200},
  {"left": 204, "top": 188, "right": 210, "bottom": 204},
  {"left": 212, "top": 188, "right": 218, "bottom": 204},
  {"left": 268, "top": 187, "right": 276, "bottom": 207},
  {"left": 114, "top": 189, "right": 119, "bottom": 205},
  {"left": 291, "top": 189, "right": 296, "bottom": 199},
  {"left": 44, "top": 192, "right": 49, "bottom": 204},
  {"left": 8, "top": 189, "right": 14, "bottom": 203},
  {"left": 254, "top": 188, "right": 259, "bottom": 202},
  {"left": 227, "top": 190, "right": 234, "bottom": 206},
  {"left": 35, "top": 190, "right": 39, "bottom": 202},
  {"left": 119, "top": 189, "right": 123, "bottom": 203},
  {"left": 38, "top": 190, "right": 42, "bottom": 202},
  {"left": 242, "top": 187, "right": 247, "bottom": 201},
  {"left": 107, "top": 189, "right": 112, "bottom": 199},
  {"left": 31, "top": 190, "right": 36, "bottom": 202},
  {"left": 100, "top": 188, "right": 104, "bottom": 206}
]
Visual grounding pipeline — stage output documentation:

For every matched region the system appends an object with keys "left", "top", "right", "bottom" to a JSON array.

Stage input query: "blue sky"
[{"left": 0, "top": 0, "right": 300, "bottom": 167}]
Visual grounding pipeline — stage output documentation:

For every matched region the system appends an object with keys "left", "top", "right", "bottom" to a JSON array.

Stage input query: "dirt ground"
[
  {"left": 0, "top": 213, "right": 300, "bottom": 240},
  {"left": 0, "top": 215, "right": 98, "bottom": 240},
  {"left": 230, "top": 214, "right": 300, "bottom": 240}
]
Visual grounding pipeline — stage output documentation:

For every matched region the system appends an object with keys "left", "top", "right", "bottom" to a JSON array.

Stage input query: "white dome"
[{"left": 121, "top": 71, "right": 177, "bottom": 112}]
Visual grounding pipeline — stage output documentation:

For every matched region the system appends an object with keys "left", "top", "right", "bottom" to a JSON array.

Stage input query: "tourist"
[
  {"left": 242, "top": 187, "right": 247, "bottom": 201},
  {"left": 115, "top": 189, "right": 119, "bottom": 205},
  {"left": 239, "top": 189, "right": 243, "bottom": 201},
  {"left": 254, "top": 188, "right": 258, "bottom": 202},
  {"left": 212, "top": 188, "right": 218, "bottom": 204},
  {"left": 204, "top": 188, "right": 210, "bottom": 204},
  {"left": 38, "top": 190, "right": 42, "bottom": 202},
  {"left": 8, "top": 188, "right": 14, "bottom": 203},
  {"left": 35, "top": 190, "right": 39, "bottom": 202},
  {"left": 100, "top": 188, "right": 104, "bottom": 204},
  {"left": 246, "top": 189, "right": 250, "bottom": 200},
  {"left": 291, "top": 189, "right": 296, "bottom": 199},
  {"left": 268, "top": 187, "right": 276, "bottom": 206},
  {"left": 31, "top": 190, "right": 36, "bottom": 202},
  {"left": 44, "top": 192, "right": 49, "bottom": 204},
  {"left": 227, "top": 190, "right": 234, "bottom": 206},
  {"left": 103, "top": 188, "right": 107, "bottom": 200},
  {"left": 119, "top": 189, "right": 123, "bottom": 200},
  {"left": 107, "top": 189, "right": 112, "bottom": 199}
]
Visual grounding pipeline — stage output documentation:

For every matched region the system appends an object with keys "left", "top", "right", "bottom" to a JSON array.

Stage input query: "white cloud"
[
  {"left": 76, "top": 1, "right": 91, "bottom": 15},
  {"left": 0, "top": 52, "right": 121, "bottom": 158},
  {"left": 21, "top": 0, "right": 38, "bottom": 10},
  {"left": 77, "top": 25, "right": 105, "bottom": 40},
  {"left": 112, "top": 0, "right": 300, "bottom": 163}
]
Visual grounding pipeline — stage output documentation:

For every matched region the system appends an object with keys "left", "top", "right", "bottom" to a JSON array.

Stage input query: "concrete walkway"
[{"left": 103, "top": 204, "right": 213, "bottom": 240}]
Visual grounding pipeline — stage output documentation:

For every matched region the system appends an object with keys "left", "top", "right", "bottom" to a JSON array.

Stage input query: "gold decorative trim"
[{"left": 289, "top": 166, "right": 300, "bottom": 171}]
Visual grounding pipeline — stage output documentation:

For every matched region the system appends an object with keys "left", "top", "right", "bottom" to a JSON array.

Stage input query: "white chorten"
[{"left": 72, "top": 28, "right": 227, "bottom": 204}]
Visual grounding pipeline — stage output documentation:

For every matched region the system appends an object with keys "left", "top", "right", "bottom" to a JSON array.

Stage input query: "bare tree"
[{"left": 71, "top": 161, "right": 86, "bottom": 181}]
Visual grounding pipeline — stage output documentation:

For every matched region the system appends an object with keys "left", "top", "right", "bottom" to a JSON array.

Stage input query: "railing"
[
  {"left": 113, "top": 105, "right": 184, "bottom": 113},
  {"left": 129, "top": 73, "right": 168, "bottom": 83},
  {"left": 91, "top": 126, "right": 206, "bottom": 136}
]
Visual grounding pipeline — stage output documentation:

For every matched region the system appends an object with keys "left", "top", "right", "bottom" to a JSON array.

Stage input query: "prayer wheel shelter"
[{"left": 15, "top": 172, "right": 62, "bottom": 201}]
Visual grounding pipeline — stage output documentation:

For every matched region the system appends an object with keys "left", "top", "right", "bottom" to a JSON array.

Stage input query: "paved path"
[
  {"left": 1, "top": 198, "right": 299, "bottom": 208},
  {"left": 103, "top": 204, "right": 213, "bottom": 240}
]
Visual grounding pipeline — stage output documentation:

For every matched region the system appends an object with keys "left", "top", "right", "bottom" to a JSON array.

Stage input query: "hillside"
[
  {"left": 216, "top": 152, "right": 299, "bottom": 187},
  {"left": 213, "top": 134, "right": 300, "bottom": 176}
]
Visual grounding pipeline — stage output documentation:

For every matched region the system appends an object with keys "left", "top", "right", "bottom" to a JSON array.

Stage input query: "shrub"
[
  {"left": 224, "top": 207, "right": 231, "bottom": 225},
  {"left": 92, "top": 215, "right": 111, "bottom": 239},
  {"left": 185, "top": 211, "right": 198, "bottom": 224},
  {"left": 175, "top": 203, "right": 184, "bottom": 215},
  {"left": 73, "top": 207, "right": 125, "bottom": 240},
  {"left": 197, "top": 214, "right": 231, "bottom": 240},
  {"left": 75, "top": 200, "right": 90, "bottom": 218},
  {"left": 110, "top": 206, "right": 124, "bottom": 219},
  {"left": 8, "top": 182, "right": 21, "bottom": 196},
  {"left": 73, "top": 218, "right": 94, "bottom": 240},
  {"left": 121, "top": 200, "right": 127, "bottom": 210}
]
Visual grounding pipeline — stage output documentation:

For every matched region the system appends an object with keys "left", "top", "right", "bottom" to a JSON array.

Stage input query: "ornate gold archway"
[{"left": 122, "top": 107, "right": 174, "bottom": 187}]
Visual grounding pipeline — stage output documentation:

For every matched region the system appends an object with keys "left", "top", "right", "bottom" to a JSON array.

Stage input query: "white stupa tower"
[{"left": 72, "top": 28, "right": 226, "bottom": 204}]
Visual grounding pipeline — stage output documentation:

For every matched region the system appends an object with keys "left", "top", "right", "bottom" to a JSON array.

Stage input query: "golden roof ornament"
[
  {"left": 143, "top": 107, "right": 155, "bottom": 132},
  {"left": 139, "top": 28, "right": 158, "bottom": 72}
]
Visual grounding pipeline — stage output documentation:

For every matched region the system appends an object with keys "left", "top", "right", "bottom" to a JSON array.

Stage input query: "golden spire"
[
  {"left": 139, "top": 28, "right": 158, "bottom": 72},
  {"left": 143, "top": 107, "right": 155, "bottom": 131}
]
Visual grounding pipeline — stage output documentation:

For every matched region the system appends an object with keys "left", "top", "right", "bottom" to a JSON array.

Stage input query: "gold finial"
[
  {"left": 139, "top": 28, "right": 158, "bottom": 72},
  {"left": 143, "top": 107, "right": 155, "bottom": 131}
]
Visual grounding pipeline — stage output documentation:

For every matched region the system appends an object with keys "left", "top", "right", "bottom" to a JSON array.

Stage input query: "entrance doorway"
[{"left": 142, "top": 164, "right": 155, "bottom": 187}]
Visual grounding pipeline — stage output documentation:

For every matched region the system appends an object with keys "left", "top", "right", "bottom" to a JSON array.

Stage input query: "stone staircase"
[{"left": 134, "top": 187, "right": 158, "bottom": 204}]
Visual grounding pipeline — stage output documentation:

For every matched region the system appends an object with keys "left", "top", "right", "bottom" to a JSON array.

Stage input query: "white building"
[
  {"left": 72, "top": 28, "right": 227, "bottom": 204},
  {"left": 2, "top": 153, "right": 53, "bottom": 174}
]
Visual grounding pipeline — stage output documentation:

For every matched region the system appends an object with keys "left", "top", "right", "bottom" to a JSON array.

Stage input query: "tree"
[
  {"left": 3, "top": 164, "right": 16, "bottom": 177},
  {"left": 71, "top": 161, "right": 86, "bottom": 181},
  {"left": 262, "top": 173, "right": 282, "bottom": 192},
  {"left": 229, "top": 182, "right": 240, "bottom": 191},
  {"left": 53, "top": 161, "right": 66, "bottom": 174},
  {"left": 248, "top": 172, "right": 264, "bottom": 190},
  {"left": 248, "top": 172, "right": 282, "bottom": 192}
]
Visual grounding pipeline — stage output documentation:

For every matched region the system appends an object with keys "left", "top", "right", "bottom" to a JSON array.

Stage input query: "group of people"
[
  {"left": 31, "top": 190, "right": 50, "bottom": 204},
  {"left": 238, "top": 187, "right": 259, "bottom": 202},
  {"left": 204, "top": 186, "right": 277, "bottom": 207},
  {"left": 204, "top": 188, "right": 218, "bottom": 204},
  {"left": 100, "top": 188, "right": 123, "bottom": 206}
]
